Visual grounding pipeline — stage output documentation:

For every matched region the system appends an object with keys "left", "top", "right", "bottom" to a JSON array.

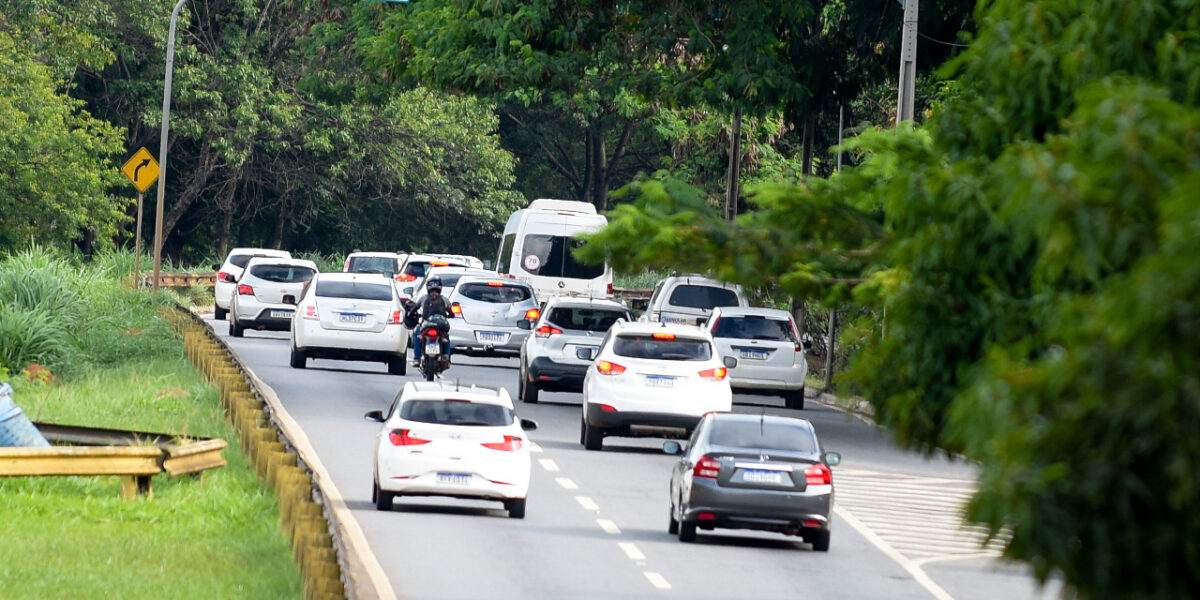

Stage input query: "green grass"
[{"left": 0, "top": 361, "right": 302, "bottom": 600}]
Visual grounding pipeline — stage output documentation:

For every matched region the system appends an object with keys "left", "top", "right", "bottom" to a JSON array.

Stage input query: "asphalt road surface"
[{"left": 211, "top": 318, "right": 1059, "bottom": 600}]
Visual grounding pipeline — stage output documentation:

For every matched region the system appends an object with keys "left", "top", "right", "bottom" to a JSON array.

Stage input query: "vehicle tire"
[
  {"left": 230, "top": 317, "right": 244, "bottom": 338},
  {"left": 809, "top": 530, "right": 831, "bottom": 552},
  {"left": 289, "top": 346, "right": 307, "bottom": 369},
  {"left": 519, "top": 371, "right": 539, "bottom": 404},
  {"left": 581, "top": 416, "right": 603, "bottom": 451},
  {"left": 214, "top": 303, "right": 227, "bottom": 320},
  {"left": 668, "top": 504, "right": 679, "bottom": 535},
  {"left": 506, "top": 498, "right": 527, "bottom": 519},
  {"left": 678, "top": 521, "right": 697, "bottom": 543},
  {"left": 387, "top": 356, "right": 407, "bottom": 376},
  {"left": 421, "top": 356, "right": 436, "bottom": 381},
  {"left": 785, "top": 387, "right": 806, "bottom": 410},
  {"left": 374, "top": 481, "right": 394, "bottom": 512}
]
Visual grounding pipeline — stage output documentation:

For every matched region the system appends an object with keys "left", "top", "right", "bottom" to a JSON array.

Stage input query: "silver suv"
[
  {"left": 517, "top": 297, "right": 633, "bottom": 403},
  {"left": 642, "top": 274, "right": 747, "bottom": 326},
  {"left": 445, "top": 276, "right": 539, "bottom": 357},
  {"left": 704, "top": 306, "right": 811, "bottom": 409}
]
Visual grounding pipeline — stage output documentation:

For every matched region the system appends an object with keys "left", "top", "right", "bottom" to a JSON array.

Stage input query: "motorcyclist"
[{"left": 409, "top": 276, "right": 452, "bottom": 365}]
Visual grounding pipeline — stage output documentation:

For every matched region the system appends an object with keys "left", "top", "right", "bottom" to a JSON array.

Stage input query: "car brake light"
[
  {"left": 343, "top": 259, "right": 350, "bottom": 270},
  {"left": 652, "top": 332, "right": 676, "bottom": 340},
  {"left": 607, "top": 282, "right": 613, "bottom": 295},
  {"left": 697, "top": 512, "right": 717, "bottom": 521},
  {"left": 303, "top": 305, "right": 319, "bottom": 320},
  {"left": 698, "top": 366, "right": 727, "bottom": 381},
  {"left": 791, "top": 319, "right": 804, "bottom": 351},
  {"left": 237, "top": 284, "right": 254, "bottom": 295},
  {"left": 524, "top": 308, "right": 540, "bottom": 320},
  {"left": 387, "top": 310, "right": 402, "bottom": 324},
  {"left": 709, "top": 316, "right": 720, "bottom": 332},
  {"left": 596, "top": 360, "right": 626, "bottom": 375},
  {"left": 430, "top": 261, "right": 449, "bottom": 266},
  {"left": 450, "top": 303, "right": 462, "bottom": 316},
  {"left": 217, "top": 270, "right": 230, "bottom": 281},
  {"left": 599, "top": 404, "right": 617, "bottom": 412},
  {"left": 535, "top": 325, "right": 562, "bottom": 338},
  {"left": 397, "top": 274, "right": 417, "bottom": 282},
  {"left": 389, "top": 429, "right": 431, "bottom": 446},
  {"left": 481, "top": 435, "right": 523, "bottom": 452},
  {"left": 805, "top": 463, "right": 832, "bottom": 486},
  {"left": 487, "top": 281, "right": 504, "bottom": 287},
  {"left": 693, "top": 456, "right": 721, "bottom": 479}
]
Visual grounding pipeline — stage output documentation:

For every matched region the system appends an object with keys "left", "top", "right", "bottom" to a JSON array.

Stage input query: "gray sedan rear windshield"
[
  {"left": 613, "top": 335, "right": 712, "bottom": 361},
  {"left": 709, "top": 420, "right": 817, "bottom": 453},
  {"left": 401, "top": 400, "right": 513, "bottom": 426},
  {"left": 712, "top": 316, "right": 792, "bottom": 341},
  {"left": 249, "top": 264, "right": 315, "bottom": 283},
  {"left": 458, "top": 283, "right": 532, "bottom": 303},
  {"left": 548, "top": 307, "right": 629, "bottom": 332},
  {"left": 315, "top": 281, "right": 392, "bottom": 301},
  {"left": 669, "top": 285, "right": 740, "bottom": 310}
]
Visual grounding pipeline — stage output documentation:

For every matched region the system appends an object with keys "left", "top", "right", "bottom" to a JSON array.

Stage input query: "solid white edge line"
[
  {"left": 618, "top": 542, "right": 645, "bottom": 561},
  {"left": 644, "top": 572, "right": 672, "bottom": 590},
  {"left": 575, "top": 496, "right": 600, "bottom": 511},
  {"left": 835, "top": 506, "right": 955, "bottom": 600},
  {"left": 538, "top": 458, "right": 559, "bottom": 472},
  {"left": 556, "top": 477, "right": 579, "bottom": 490},
  {"left": 597, "top": 519, "right": 621, "bottom": 535},
  {"left": 221, "top": 321, "right": 397, "bottom": 600}
]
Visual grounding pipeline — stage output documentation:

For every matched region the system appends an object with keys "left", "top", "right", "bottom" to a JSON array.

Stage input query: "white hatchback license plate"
[
  {"left": 270, "top": 310, "right": 293, "bottom": 318},
  {"left": 339, "top": 313, "right": 366, "bottom": 324},
  {"left": 436, "top": 472, "right": 470, "bottom": 485},
  {"left": 742, "top": 469, "right": 784, "bottom": 484},
  {"left": 739, "top": 349, "right": 768, "bottom": 360},
  {"left": 424, "top": 342, "right": 440, "bottom": 355},
  {"left": 645, "top": 375, "right": 675, "bottom": 388},
  {"left": 478, "top": 331, "right": 505, "bottom": 343}
]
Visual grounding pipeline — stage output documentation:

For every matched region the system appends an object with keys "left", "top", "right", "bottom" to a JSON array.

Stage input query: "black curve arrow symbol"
[{"left": 133, "top": 158, "right": 151, "bottom": 182}]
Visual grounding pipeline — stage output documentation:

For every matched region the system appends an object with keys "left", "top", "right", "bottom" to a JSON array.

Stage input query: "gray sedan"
[{"left": 665, "top": 412, "right": 840, "bottom": 550}]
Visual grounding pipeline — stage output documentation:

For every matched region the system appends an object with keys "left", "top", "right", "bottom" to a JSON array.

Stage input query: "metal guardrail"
[{"left": 134, "top": 272, "right": 216, "bottom": 288}]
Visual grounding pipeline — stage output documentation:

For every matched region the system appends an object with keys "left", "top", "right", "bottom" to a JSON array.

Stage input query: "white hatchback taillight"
[
  {"left": 303, "top": 305, "right": 319, "bottom": 320},
  {"left": 237, "top": 284, "right": 254, "bottom": 296},
  {"left": 481, "top": 435, "right": 523, "bottom": 452},
  {"left": 693, "top": 456, "right": 721, "bottom": 479},
  {"left": 804, "top": 463, "right": 832, "bottom": 486},
  {"left": 389, "top": 429, "right": 431, "bottom": 446}
]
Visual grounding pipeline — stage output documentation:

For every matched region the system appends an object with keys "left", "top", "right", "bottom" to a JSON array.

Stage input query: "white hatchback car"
[
  {"left": 444, "top": 276, "right": 540, "bottom": 357},
  {"left": 365, "top": 381, "right": 538, "bottom": 518},
  {"left": 580, "top": 321, "right": 734, "bottom": 450},
  {"left": 228, "top": 257, "right": 318, "bottom": 338},
  {"left": 213, "top": 248, "right": 292, "bottom": 320},
  {"left": 704, "top": 307, "right": 812, "bottom": 409},
  {"left": 290, "top": 272, "right": 409, "bottom": 375},
  {"left": 517, "top": 297, "right": 633, "bottom": 403}
]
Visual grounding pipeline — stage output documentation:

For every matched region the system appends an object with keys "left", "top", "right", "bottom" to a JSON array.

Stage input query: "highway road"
[{"left": 211, "top": 317, "right": 1057, "bottom": 600}]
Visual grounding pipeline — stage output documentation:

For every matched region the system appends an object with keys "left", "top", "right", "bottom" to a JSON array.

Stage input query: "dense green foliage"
[{"left": 581, "top": 0, "right": 1200, "bottom": 596}]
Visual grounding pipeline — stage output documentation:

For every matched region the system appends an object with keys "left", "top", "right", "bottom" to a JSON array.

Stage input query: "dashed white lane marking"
[
  {"left": 619, "top": 542, "right": 645, "bottom": 561},
  {"left": 528, "top": 441, "right": 543, "bottom": 453},
  {"left": 538, "top": 458, "right": 559, "bottom": 472},
  {"left": 575, "top": 496, "right": 599, "bottom": 511},
  {"left": 644, "top": 572, "right": 672, "bottom": 590},
  {"left": 597, "top": 519, "right": 621, "bottom": 535},
  {"left": 556, "top": 477, "right": 579, "bottom": 490}
]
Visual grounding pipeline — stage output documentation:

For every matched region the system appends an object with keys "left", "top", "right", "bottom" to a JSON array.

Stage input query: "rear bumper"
[
  {"left": 527, "top": 357, "right": 587, "bottom": 391},
  {"left": 448, "top": 326, "right": 527, "bottom": 356},
  {"left": 233, "top": 302, "right": 296, "bottom": 331},
  {"left": 683, "top": 478, "right": 833, "bottom": 532},
  {"left": 585, "top": 403, "right": 701, "bottom": 438},
  {"left": 295, "top": 323, "right": 407, "bottom": 358}
]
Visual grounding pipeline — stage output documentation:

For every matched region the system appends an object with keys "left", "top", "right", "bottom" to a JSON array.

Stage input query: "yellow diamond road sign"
[{"left": 121, "top": 147, "right": 159, "bottom": 193}]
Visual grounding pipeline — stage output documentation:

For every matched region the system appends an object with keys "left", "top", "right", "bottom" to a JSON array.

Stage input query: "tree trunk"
[
  {"left": 582, "top": 130, "right": 596, "bottom": 206},
  {"left": 801, "top": 113, "right": 816, "bottom": 176},
  {"left": 593, "top": 134, "right": 608, "bottom": 211},
  {"left": 724, "top": 109, "right": 743, "bottom": 222},
  {"left": 823, "top": 307, "right": 838, "bottom": 391},
  {"left": 271, "top": 195, "right": 288, "bottom": 249}
]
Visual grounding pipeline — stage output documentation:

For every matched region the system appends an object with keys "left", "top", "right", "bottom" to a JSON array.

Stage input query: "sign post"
[{"left": 120, "top": 147, "right": 160, "bottom": 288}]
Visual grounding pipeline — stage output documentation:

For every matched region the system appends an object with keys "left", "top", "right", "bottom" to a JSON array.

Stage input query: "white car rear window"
[
  {"left": 401, "top": 400, "right": 513, "bottom": 426},
  {"left": 249, "top": 265, "right": 315, "bottom": 283},
  {"left": 458, "top": 283, "right": 532, "bottom": 303},
  {"left": 668, "top": 285, "right": 740, "bottom": 310},
  {"left": 712, "top": 316, "right": 792, "bottom": 341},
  {"left": 709, "top": 420, "right": 817, "bottom": 453},
  {"left": 613, "top": 334, "right": 712, "bottom": 361},
  {"left": 315, "top": 281, "right": 392, "bottom": 301},
  {"left": 547, "top": 307, "right": 628, "bottom": 332}
]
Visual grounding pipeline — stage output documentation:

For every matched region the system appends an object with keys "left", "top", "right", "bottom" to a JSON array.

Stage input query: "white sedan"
[
  {"left": 365, "top": 382, "right": 538, "bottom": 518},
  {"left": 289, "top": 272, "right": 409, "bottom": 374}
]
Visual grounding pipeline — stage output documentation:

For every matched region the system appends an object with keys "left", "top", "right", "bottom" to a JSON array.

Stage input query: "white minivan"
[{"left": 495, "top": 199, "right": 612, "bottom": 300}]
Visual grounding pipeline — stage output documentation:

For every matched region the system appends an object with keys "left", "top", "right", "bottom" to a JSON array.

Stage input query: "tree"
[{"left": 580, "top": 0, "right": 1200, "bottom": 596}]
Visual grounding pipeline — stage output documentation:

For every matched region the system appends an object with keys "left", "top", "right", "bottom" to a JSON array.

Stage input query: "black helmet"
[{"left": 426, "top": 276, "right": 443, "bottom": 292}]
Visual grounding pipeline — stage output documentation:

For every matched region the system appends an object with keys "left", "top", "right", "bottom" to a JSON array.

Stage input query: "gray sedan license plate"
[
  {"left": 436, "top": 472, "right": 470, "bottom": 485},
  {"left": 742, "top": 469, "right": 784, "bottom": 484}
]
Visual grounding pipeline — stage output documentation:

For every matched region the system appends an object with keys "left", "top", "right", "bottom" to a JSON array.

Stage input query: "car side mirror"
[
  {"left": 722, "top": 356, "right": 737, "bottom": 369},
  {"left": 823, "top": 451, "right": 841, "bottom": 467},
  {"left": 517, "top": 319, "right": 532, "bottom": 330},
  {"left": 803, "top": 339, "right": 813, "bottom": 350},
  {"left": 519, "top": 418, "right": 538, "bottom": 431},
  {"left": 364, "top": 410, "right": 385, "bottom": 423},
  {"left": 576, "top": 347, "right": 597, "bottom": 361},
  {"left": 662, "top": 441, "right": 683, "bottom": 455},
  {"left": 212, "top": 263, "right": 221, "bottom": 271},
  {"left": 695, "top": 317, "right": 706, "bottom": 326}
]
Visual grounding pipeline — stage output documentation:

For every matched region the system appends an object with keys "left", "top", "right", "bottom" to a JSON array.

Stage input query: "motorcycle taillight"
[{"left": 423, "top": 329, "right": 439, "bottom": 338}]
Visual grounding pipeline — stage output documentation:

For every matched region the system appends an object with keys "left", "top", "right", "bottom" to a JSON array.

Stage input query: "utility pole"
[
  {"left": 896, "top": 0, "right": 918, "bottom": 123},
  {"left": 724, "top": 109, "right": 742, "bottom": 222},
  {"left": 152, "top": 0, "right": 190, "bottom": 292}
]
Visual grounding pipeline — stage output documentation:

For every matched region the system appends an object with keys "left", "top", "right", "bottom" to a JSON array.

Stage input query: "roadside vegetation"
[{"left": 0, "top": 247, "right": 301, "bottom": 598}]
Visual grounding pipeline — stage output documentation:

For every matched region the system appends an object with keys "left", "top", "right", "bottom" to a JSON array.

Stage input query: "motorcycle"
[{"left": 417, "top": 313, "right": 452, "bottom": 381}]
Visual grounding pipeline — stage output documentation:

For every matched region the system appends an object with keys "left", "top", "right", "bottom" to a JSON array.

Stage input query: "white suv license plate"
[
  {"left": 645, "top": 375, "right": 675, "bottom": 388},
  {"left": 270, "top": 309, "right": 293, "bottom": 319},
  {"left": 742, "top": 469, "right": 784, "bottom": 484},
  {"left": 437, "top": 472, "right": 470, "bottom": 485},
  {"left": 478, "top": 331, "right": 505, "bottom": 343},
  {"left": 739, "top": 349, "right": 768, "bottom": 360},
  {"left": 339, "top": 313, "right": 366, "bottom": 324}
]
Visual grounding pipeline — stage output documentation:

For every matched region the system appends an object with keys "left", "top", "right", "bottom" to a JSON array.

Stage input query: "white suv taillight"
[
  {"left": 804, "top": 463, "right": 832, "bottom": 486},
  {"left": 303, "top": 305, "right": 319, "bottom": 320},
  {"left": 698, "top": 366, "right": 727, "bottom": 381},
  {"left": 596, "top": 360, "right": 626, "bottom": 375},
  {"left": 693, "top": 456, "right": 721, "bottom": 479}
]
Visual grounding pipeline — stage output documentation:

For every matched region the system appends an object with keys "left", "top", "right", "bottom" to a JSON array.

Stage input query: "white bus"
[{"left": 495, "top": 199, "right": 612, "bottom": 300}]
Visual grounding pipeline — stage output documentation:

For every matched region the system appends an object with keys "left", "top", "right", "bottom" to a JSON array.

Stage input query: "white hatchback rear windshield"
[
  {"left": 315, "top": 281, "right": 392, "bottom": 301},
  {"left": 613, "top": 334, "right": 712, "bottom": 361},
  {"left": 249, "top": 264, "right": 315, "bottom": 283},
  {"left": 401, "top": 400, "right": 513, "bottom": 426}
]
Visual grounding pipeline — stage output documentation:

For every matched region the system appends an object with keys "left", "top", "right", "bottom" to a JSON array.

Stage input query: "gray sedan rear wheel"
[
  {"left": 809, "top": 530, "right": 830, "bottom": 552},
  {"left": 678, "top": 521, "right": 697, "bottom": 543}
]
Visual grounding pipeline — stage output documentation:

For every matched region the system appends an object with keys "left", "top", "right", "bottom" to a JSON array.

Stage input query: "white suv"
[
  {"left": 704, "top": 306, "right": 811, "bottom": 409},
  {"left": 213, "top": 248, "right": 291, "bottom": 320},
  {"left": 517, "top": 297, "right": 633, "bottom": 403},
  {"left": 579, "top": 321, "right": 734, "bottom": 450},
  {"left": 642, "top": 274, "right": 747, "bottom": 326}
]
